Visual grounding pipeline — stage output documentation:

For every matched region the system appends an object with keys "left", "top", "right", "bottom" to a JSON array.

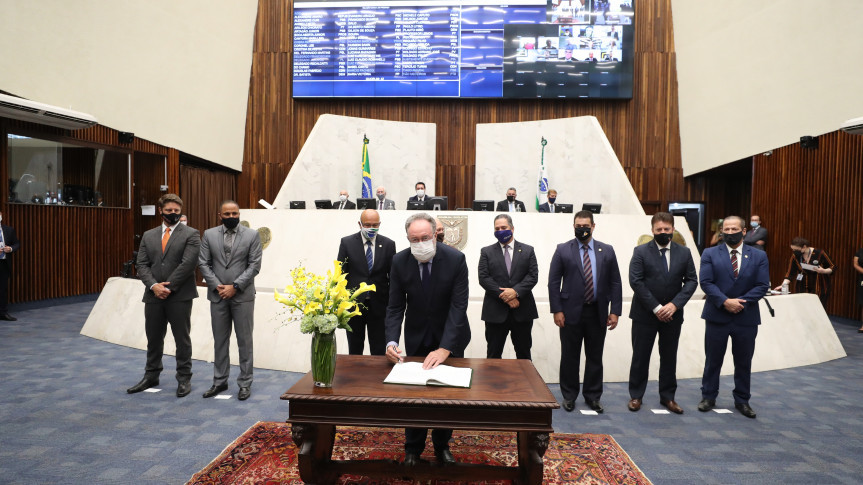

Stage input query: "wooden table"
[{"left": 281, "top": 355, "right": 558, "bottom": 484}]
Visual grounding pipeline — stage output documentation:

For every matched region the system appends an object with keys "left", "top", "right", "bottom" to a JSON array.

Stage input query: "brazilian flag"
[{"left": 361, "top": 135, "right": 372, "bottom": 198}]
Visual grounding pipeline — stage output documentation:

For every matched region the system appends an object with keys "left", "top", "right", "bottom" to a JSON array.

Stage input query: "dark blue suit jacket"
[
  {"left": 699, "top": 243, "right": 769, "bottom": 325},
  {"left": 385, "top": 243, "right": 470, "bottom": 356},
  {"left": 548, "top": 238, "right": 622, "bottom": 325}
]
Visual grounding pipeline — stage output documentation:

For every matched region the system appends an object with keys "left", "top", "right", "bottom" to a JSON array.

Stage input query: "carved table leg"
[
  {"left": 292, "top": 423, "right": 337, "bottom": 484},
  {"left": 517, "top": 431, "right": 550, "bottom": 485}
]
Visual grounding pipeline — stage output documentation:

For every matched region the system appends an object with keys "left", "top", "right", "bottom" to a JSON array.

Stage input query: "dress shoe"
[
  {"left": 126, "top": 377, "right": 158, "bottom": 394},
  {"left": 238, "top": 387, "right": 251, "bottom": 401},
  {"left": 435, "top": 449, "right": 456, "bottom": 465},
  {"left": 202, "top": 383, "right": 228, "bottom": 398},
  {"left": 858, "top": 328, "right": 863, "bottom": 333},
  {"left": 697, "top": 398, "right": 716, "bottom": 412},
  {"left": 627, "top": 398, "right": 642, "bottom": 412},
  {"left": 0, "top": 313, "right": 17, "bottom": 321},
  {"left": 562, "top": 399, "right": 575, "bottom": 412},
  {"left": 403, "top": 452, "right": 421, "bottom": 466},
  {"left": 177, "top": 381, "right": 191, "bottom": 398},
  {"left": 586, "top": 400, "right": 604, "bottom": 414},
  {"left": 735, "top": 403, "right": 757, "bottom": 419},
  {"left": 661, "top": 400, "right": 684, "bottom": 414}
]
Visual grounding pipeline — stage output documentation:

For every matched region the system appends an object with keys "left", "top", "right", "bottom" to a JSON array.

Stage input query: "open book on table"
[{"left": 383, "top": 362, "right": 473, "bottom": 388}]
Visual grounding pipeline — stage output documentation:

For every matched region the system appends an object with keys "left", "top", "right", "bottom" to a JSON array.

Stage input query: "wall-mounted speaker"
[
  {"left": 118, "top": 132, "right": 135, "bottom": 144},
  {"left": 800, "top": 135, "right": 818, "bottom": 150}
]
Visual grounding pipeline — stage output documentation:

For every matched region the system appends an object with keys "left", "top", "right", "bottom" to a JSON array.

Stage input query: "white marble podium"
[{"left": 81, "top": 210, "right": 846, "bottom": 383}]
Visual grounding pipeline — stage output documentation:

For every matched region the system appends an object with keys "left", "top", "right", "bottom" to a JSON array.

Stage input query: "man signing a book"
[{"left": 385, "top": 212, "right": 471, "bottom": 467}]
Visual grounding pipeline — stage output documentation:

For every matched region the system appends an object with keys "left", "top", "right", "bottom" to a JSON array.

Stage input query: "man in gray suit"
[
  {"left": 128, "top": 194, "right": 201, "bottom": 397},
  {"left": 198, "top": 200, "right": 263, "bottom": 401},
  {"left": 375, "top": 186, "right": 396, "bottom": 210},
  {"left": 627, "top": 212, "right": 698, "bottom": 414}
]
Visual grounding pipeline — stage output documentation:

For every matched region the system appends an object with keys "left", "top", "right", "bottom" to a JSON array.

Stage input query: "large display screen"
[{"left": 292, "top": 0, "right": 634, "bottom": 99}]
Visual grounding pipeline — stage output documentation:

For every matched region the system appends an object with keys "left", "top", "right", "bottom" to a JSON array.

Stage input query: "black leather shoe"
[
  {"left": 586, "top": 400, "right": 604, "bottom": 413},
  {"left": 238, "top": 387, "right": 251, "bottom": 401},
  {"left": 177, "top": 381, "right": 191, "bottom": 398},
  {"left": 403, "top": 452, "right": 421, "bottom": 466},
  {"left": 202, "top": 383, "right": 228, "bottom": 398},
  {"left": 435, "top": 449, "right": 456, "bottom": 465},
  {"left": 126, "top": 377, "right": 158, "bottom": 394},
  {"left": 697, "top": 398, "right": 716, "bottom": 412},
  {"left": 0, "top": 313, "right": 17, "bottom": 321},
  {"left": 735, "top": 403, "right": 757, "bottom": 419},
  {"left": 562, "top": 399, "right": 575, "bottom": 412}
]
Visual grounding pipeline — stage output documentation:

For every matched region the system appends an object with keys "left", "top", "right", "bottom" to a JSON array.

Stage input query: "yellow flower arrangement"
[{"left": 275, "top": 260, "right": 376, "bottom": 335}]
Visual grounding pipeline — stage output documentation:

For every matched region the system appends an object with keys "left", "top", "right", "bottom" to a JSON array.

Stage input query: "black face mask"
[
  {"left": 574, "top": 227, "right": 592, "bottom": 242},
  {"left": 723, "top": 231, "right": 743, "bottom": 246},
  {"left": 162, "top": 212, "right": 181, "bottom": 225},
  {"left": 654, "top": 232, "right": 672, "bottom": 246},
  {"left": 222, "top": 217, "right": 240, "bottom": 230},
  {"left": 507, "top": 195, "right": 515, "bottom": 202},
  {"left": 793, "top": 249, "right": 803, "bottom": 259},
  {"left": 547, "top": 197, "right": 556, "bottom": 204}
]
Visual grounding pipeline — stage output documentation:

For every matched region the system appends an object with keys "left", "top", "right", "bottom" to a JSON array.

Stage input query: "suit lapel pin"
[
  {"left": 598, "top": 248, "right": 602, "bottom": 252},
  {"left": 745, "top": 254, "right": 749, "bottom": 259},
  {"left": 518, "top": 249, "right": 522, "bottom": 252},
  {"left": 378, "top": 244, "right": 382, "bottom": 248}
]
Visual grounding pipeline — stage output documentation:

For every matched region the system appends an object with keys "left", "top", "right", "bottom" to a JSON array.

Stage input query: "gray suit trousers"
[{"left": 210, "top": 298, "right": 255, "bottom": 388}]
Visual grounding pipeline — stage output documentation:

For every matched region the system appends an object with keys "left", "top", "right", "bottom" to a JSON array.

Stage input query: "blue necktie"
[
  {"left": 365, "top": 240, "right": 373, "bottom": 272},
  {"left": 660, "top": 248, "right": 668, "bottom": 273}
]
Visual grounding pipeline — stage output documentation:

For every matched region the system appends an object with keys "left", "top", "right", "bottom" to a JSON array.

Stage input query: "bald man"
[
  {"left": 336, "top": 209, "right": 396, "bottom": 355},
  {"left": 375, "top": 186, "right": 396, "bottom": 210}
]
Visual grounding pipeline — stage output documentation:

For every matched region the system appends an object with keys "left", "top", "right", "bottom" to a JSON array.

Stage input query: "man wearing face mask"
[
  {"left": 538, "top": 189, "right": 559, "bottom": 213},
  {"left": 0, "top": 210, "right": 21, "bottom": 321},
  {"left": 332, "top": 190, "right": 356, "bottom": 210},
  {"left": 627, "top": 212, "right": 697, "bottom": 414},
  {"left": 548, "top": 210, "right": 622, "bottom": 413},
  {"left": 496, "top": 187, "right": 527, "bottom": 213},
  {"left": 435, "top": 218, "right": 446, "bottom": 244},
  {"left": 385, "top": 213, "right": 470, "bottom": 467},
  {"left": 375, "top": 186, "right": 396, "bottom": 210},
  {"left": 337, "top": 209, "right": 396, "bottom": 355},
  {"left": 129, "top": 194, "right": 201, "bottom": 397},
  {"left": 198, "top": 200, "right": 263, "bottom": 400},
  {"left": 743, "top": 215, "right": 768, "bottom": 251},
  {"left": 478, "top": 214, "right": 539, "bottom": 359},
  {"left": 698, "top": 216, "right": 769, "bottom": 419},
  {"left": 406, "top": 181, "right": 428, "bottom": 209}
]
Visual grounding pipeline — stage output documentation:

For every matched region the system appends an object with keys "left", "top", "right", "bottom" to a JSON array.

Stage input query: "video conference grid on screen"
[{"left": 292, "top": 0, "right": 634, "bottom": 99}]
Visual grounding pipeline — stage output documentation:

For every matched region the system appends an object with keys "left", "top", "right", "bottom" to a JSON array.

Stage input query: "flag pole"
[{"left": 537, "top": 137, "right": 548, "bottom": 210}]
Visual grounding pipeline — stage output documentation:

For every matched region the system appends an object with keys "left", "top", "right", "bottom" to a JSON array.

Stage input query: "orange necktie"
[{"left": 162, "top": 227, "right": 171, "bottom": 252}]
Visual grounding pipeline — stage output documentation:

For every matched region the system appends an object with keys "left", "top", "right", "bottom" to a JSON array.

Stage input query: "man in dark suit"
[
  {"left": 128, "top": 194, "right": 201, "bottom": 397},
  {"left": 698, "top": 215, "right": 769, "bottom": 419},
  {"left": 478, "top": 214, "right": 538, "bottom": 359},
  {"left": 337, "top": 209, "right": 396, "bottom": 355},
  {"left": 743, "top": 214, "right": 768, "bottom": 251},
  {"left": 385, "top": 213, "right": 470, "bottom": 466},
  {"left": 495, "top": 187, "right": 527, "bottom": 212},
  {"left": 198, "top": 200, "right": 263, "bottom": 401},
  {"left": 406, "top": 181, "right": 428, "bottom": 209},
  {"left": 332, "top": 190, "right": 356, "bottom": 210},
  {"left": 0, "top": 210, "right": 21, "bottom": 321},
  {"left": 538, "top": 189, "right": 559, "bottom": 213},
  {"left": 627, "top": 212, "right": 698, "bottom": 414},
  {"left": 548, "top": 210, "right": 622, "bottom": 413}
]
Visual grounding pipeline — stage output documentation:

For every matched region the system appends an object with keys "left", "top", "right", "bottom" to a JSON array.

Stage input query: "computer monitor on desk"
[
  {"left": 289, "top": 201, "right": 306, "bottom": 209},
  {"left": 407, "top": 200, "right": 426, "bottom": 210},
  {"left": 472, "top": 200, "right": 494, "bottom": 211},
  {"left": 314, "top": 200, "right": 333, "bottom": 209},
  {"left": 357, "top": 198, "right": 375, "bottom": 210},
  {"left": 557, "top": 203, "right": 574, "bottom": 213},
  {"left": 582, "top": 203, "right": 601, "bottom": 214},
  {"left": 427, "top": 196, "right": 448, "bottom": 211}
]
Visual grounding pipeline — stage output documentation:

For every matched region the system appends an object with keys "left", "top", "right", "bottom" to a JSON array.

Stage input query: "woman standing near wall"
[
  {"left": 854, "top": 247, "right": 863, "bottom": 332},
  {"left": 774, "top": 237, "right": 835, "bottom": 307}
]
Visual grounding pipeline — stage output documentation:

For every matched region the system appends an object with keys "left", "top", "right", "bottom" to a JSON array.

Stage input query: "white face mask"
[
  {"left": 416, "top": 189, "right": 425, "bottom": 198},
  {"left": 180, "top": 220, "right": 187, "bottom": 225},
  {"left": 410, "top": 239, "right": 436, "bottom": 262},
  {"left": 339, "top": 195, "right": 347, "bottom": 202}
]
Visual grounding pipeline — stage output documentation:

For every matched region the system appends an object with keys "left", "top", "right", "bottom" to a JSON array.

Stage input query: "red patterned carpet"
[{"left": 188, "top": 422, "right": 651, "bottom": 484}]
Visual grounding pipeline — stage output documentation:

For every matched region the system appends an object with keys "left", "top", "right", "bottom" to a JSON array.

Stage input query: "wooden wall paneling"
[
  {"left": 752, "top": 131, "right": 863, "bottom": 319},
  {"left": 240, "top": 0, "right": 686, "bottom": 217}
]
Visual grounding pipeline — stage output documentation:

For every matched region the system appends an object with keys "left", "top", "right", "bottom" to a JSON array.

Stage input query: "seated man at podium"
[
  {"left": 496, "top": 187, "right": 527, "bottom": 212},
  {"left": 375, "top": 186, "right": 396, "bottom": 210},
  {"left": 385, "top": 213, "right": 470, "bottom": 466},
  {"left": 332, "top": 190, "right": 355, "bottom": 210},
  {"left": 538, "top": 189, "right": 559, "bottom": 213},
  {"left": 406, "top": 181, "right": 429, "bottom": 209}
]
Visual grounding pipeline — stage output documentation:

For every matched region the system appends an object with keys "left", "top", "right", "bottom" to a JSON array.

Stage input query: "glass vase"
[{"left": 311, "top": 331, "right": 337, "bottom": 388}]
